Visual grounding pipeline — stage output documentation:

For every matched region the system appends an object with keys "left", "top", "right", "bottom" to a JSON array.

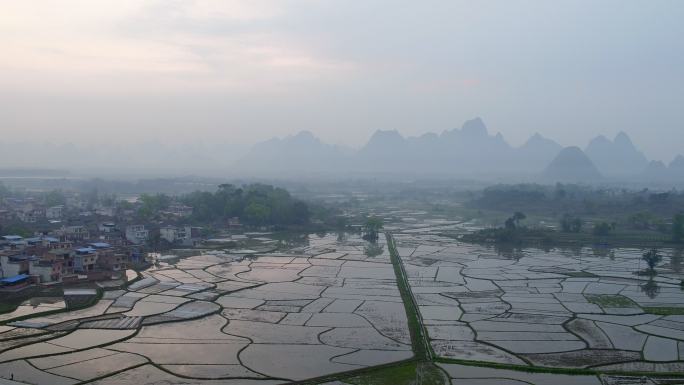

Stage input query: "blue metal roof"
[
  {"left": 89, "top": 242, "right": 111, "bottom": 249},
  {"left": 1, "top": 235, "right": 23, "bottom": 241},
  {"left": 0, "top": 274, "right": 30, "bottom": 284},
  {"left": 76, "top": 247, "right": 96, "bottom": 254}
]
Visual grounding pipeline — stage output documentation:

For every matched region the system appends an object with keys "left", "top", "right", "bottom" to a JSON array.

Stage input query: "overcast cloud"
[{"left": 1, "top": 0, "right": 683, "bottom": 161}]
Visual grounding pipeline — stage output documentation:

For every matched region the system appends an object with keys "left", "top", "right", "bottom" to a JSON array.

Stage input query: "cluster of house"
[
  {"left": 0, "top": 234, "right": 141, "bottom": 290},
  {"left": 0, "top": 222, "right": 207, "bottom": 285},
  {"left": 0, "top": 192, "right": 211, "bottom": 290},
  {"left": 0, "top": 221, "right": 206, "bottom": 290},
  {"left": 0, "top": 194, "right": 194, "bottom": 225}
]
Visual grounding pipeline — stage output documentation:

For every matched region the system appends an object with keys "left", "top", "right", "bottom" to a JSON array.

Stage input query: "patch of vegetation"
[
  {"left": 0, "top": 302, "right": 19, "bottom": 314},
  {"left": 182, "top": 184, "right": 311, "bottom": 226},
  {"left": 435, "top": 357, "right": 597, "bottom": 376},
  {"left": 642, "top": 248, "right": 663, "bottom": 275},
  {"left": 560, "top": 214, "right": 583, "bottom": 233},
  {"left": 460, "top": 226, "right": 555, "bottom": 246},
  {"left": 585, "top": 295, "right": 639, "bottom": 308},
  {"left": 674, "top": 212, "right": 684, "bottom": 243},
  {"left": 643, "top": 307, "right": 684, "bottom": 315},
  {"left": 362, "top": 217, "right": 384, "bottom": 241},
  {"left": 386, "top": 233, "right": 429, "bottom": 360},
  {"left": 592, "top": 221, "right": 616, "bottom": 236},
  {"left": 343, "top": 361, "right": 445, "bottom": 385}
]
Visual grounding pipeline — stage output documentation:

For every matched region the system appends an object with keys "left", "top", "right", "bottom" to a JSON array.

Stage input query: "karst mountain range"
[{"left": 237, "top": 118, "right": 684, "bottom": 183}]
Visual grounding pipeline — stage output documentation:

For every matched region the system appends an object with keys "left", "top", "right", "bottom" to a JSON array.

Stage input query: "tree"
[
  {"left": 244, "top": 203, "right": 271, "bottom": 226},
  {"left": 560, "top": 214, "right": 582, "bottom": 233},
  {"left": 641, "top": 278, "right": 660, "bottom": 299},
  {"left": 363, "top": 217, "right": 384, "bottom": 241},
  {"left": 182, "top": 183, "right": 310, "bottom": 226},
  {"left": 512, "top": 212, "right": 526, "bottom": 227},
  {"left": 673, "top": 213, "right": 684, "bottom": 243},
  {"left": 504, "top": 217, "right": 516, "bottom": 230},
  {"left": 642, "top": 248, "right": 663, "bottom": 274},
  {"left": 44, "top": 190, "right": 66, "bottom": 206},
  {"left": 0, "top": 182, "right": 9, "bottom": 198},
  {"left": 593, "top": 221, "right": 614, "bottom": 236},
  {"left": 138, "top": 193, "right": 171, "bottom": 219},
  {"left": 364, "top": 242, "right": 384, "bottom": 258}
]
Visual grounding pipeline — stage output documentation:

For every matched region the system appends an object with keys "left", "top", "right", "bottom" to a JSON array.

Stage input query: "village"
[{"left": 0, "top": 189, "right": 208, "bottom": 291}]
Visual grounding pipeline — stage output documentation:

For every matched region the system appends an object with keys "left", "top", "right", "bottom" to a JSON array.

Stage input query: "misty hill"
[
  {"left": 233, "top": 131, "right": 351, "bottom": 175},
  {"left": 641, "top": 155, "right": 684, "bottom": 182},
  {"left": 236, "top": 118, "right": 563, "bottom": 177},
  {"left": 585, "top": 132, "right": 648, "bottom": 176},
  {"left": 541, "top": 147, "right": 603, "bottom": 183},
  {"left": 515, "top": 133, "right": 564, "bottom": 171}
]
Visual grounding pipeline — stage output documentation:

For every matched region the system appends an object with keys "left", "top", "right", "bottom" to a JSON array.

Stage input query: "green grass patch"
[
  {"left": 385, "top": 233, "right": 430, "bottom": 360},
  {"left": 343, "top": 361, "right": 445, "bottom": 385},
  {"left": 435, "top": 357, "right": 598, "bottom": 376},
  {"left": 0, "top": 301, "right": 19, "bottom": 315},
  {"left": 643, "top": 307, "right": 684, "bottom": 315},
  {"left": 585, "top": 295, "right": 639, "bottom": 308}
]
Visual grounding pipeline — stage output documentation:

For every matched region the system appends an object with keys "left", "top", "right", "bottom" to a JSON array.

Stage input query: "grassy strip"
[
  {"left": 643, "top": 307, "right": 684, "bottom": 315},
  {"left": 343, "top": 361, "right": 445, "bottom": 385},
  {"left": 435, "top": 357, "right": 684, "bottom": 378},
  {"left": 290, "top": 358, "right": 416, "bottom": 385},
  {"left": 435, "top": 357, "right": 597, "bottom": 376},
  {"left": 385, "top": 232, "right": 430, "bottom": 361},
  {"left": 585, "top": 294, "right": 639, "bottom": 308}
]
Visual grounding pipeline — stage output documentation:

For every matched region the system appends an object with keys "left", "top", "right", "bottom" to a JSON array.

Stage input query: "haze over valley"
[{"left": 2, "top": 2, "right": 684, "bottom": 385}]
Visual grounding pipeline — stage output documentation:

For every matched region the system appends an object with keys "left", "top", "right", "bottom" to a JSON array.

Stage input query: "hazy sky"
[{"left": 1, "top": 0, "right": 683, "bottom": 161}]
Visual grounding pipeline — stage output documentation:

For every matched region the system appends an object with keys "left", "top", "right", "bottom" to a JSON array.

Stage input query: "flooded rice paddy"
[
  {"left": 0, "top": 233, "right": 412, "bottom": 384},
  {"left": 2, "top": 217, "right": 684, "bottom": 384}
]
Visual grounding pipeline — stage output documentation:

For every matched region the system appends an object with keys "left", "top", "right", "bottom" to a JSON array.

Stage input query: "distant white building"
[
  {"left": 125, "top": 225, "right": 149, "bottom": 245},
  {"left": 0, "top": 252, "right": 29, "bottom": 278},
  {"left": 160, "top": 226, "right": 201, "bottom": 245},
  {"left": 162, "top": 204, "right": 193, "bottom": 218},
  {"left": 95, "top": 205, "right": 115, "bottom": 217},
  {"left": 46, "top": 205, "right": 64, "bottom": 219},
  {"left": 17, "top": 206, "right": 43, "bottom": 223},
  {"left": 58, "top": 225, "right": 90, "bottom": 241}
]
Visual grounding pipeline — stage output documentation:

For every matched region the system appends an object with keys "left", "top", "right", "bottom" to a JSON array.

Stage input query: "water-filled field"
[
  {"left": 0, "top": 233, "right": 412, "bottom": 384},
  {"left": 2, "top": 223, "right": 684, "bottom": 384}
]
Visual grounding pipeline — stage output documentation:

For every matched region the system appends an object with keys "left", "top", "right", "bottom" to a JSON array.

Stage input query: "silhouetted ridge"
[{"left": 542, "top": 146, "right": 602, "bottom": 182}]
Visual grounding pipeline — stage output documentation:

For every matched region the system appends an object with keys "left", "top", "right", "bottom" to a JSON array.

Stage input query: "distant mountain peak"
[
  {"left": 585, "top": 131, "right": 647, "bottom": 176},
  {"left": 588, "top": 135, "right": 611, "bottom": 146},
  {"left": 370, "top": 129, "right": 403, "bottom": 138},
  {"left": 361, "top": 129, "right": 406, "bottom": 153},
  {"left": 671, "top": 155, "right": 684, "bottom": 169},
  {"left": 614, "top": 131, "right": 632, "bottom": 143},
  {"left": 292, "top": 130, "right": 315, "bottom": 139},
  {"left": 524, "top": 132, "right": 558, "bottom": 146},
  {"left": 461, "top": 117, "right": 488, "bottom": 137},
  {"left": 287, "top": 130, "right": 321, "bottom": 142},
  {"left": 542, "top": 146, "right": 602, "bottom": 182}
]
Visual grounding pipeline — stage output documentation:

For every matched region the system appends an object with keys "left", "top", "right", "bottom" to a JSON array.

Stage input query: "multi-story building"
[
  {"left": 58, "top": 225, "right": 90, "bottom": 242},
  {"left": 0, "top": 251, "right": 31, "bottom": 278},
  {"left": 73, "top": 247, "right": 98, "bottom": 272},
  {"left": 17, "top": 206, "right": 43, "bottom": 223},
  {"left": 125, "top": 225, "right": 149, "bottom": 245},
  {"left": 160, "top": 226, "right": 202, "bottom": 246},
  {"left": 45, "top": 205, "right": 64, "bottom": 219}
]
